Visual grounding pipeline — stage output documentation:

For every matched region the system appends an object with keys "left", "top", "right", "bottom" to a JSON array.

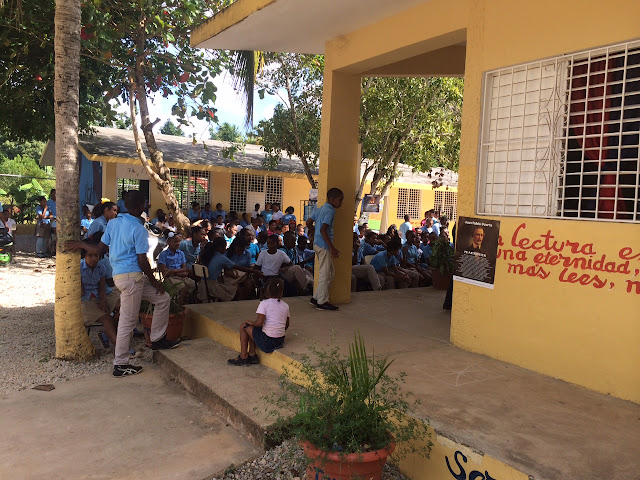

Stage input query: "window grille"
[
  {"left": 435, "top": 190, "right": 458, "bottom": 221},
  {"left": 248, "top": 174, "right": 264, "bottom": 192},
  {"left": 478, "top": 39, "right": 640, "bottom": 223},
  {"left": 116, "top": 178, "right": 140, "bottom": 201},
  {"left": 230, "top": 173, "right": 248, "bottom": 213},
  {"left": 397, "top": 188, "right": 421, "bottom": 219},
  {"left": 265, "top": 176, "right": 283, "bottom": 206},
  {"left": 169, "top": 168, "right": 210, "bottom": 210}
]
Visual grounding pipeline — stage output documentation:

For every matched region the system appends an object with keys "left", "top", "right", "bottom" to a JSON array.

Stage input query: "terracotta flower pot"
[
  {"left": 139, "top": 309, "right": 186, "bottom": 348},
  {"left": 301, "top": 440, "right": 395, "bottom": 480},
  {"left": 431, "top": 269, "right": 452, "bottom": 290}
]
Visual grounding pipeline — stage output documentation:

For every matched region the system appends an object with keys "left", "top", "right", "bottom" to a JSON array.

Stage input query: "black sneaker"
[
  {"left": 316, "top": 302, "right": 339, "bottom": 311},
  {"left": 309, "top": 297, "right": 318, "bottom": 306},
  {"left": 113, "top": 364, "right": 143, "bottom": 377},
  {"left": 151, "top": 334, "right": 181, "bottom": 350},
  {"left": 227, "top": 356, "right": 251, "bottom": 366},
  {"left": 248, "top": 354, "right": 260, "bottom": 364}
]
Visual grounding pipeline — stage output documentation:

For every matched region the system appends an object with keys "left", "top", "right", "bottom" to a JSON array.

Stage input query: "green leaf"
[{"left": 18, "top": 182, "right": 33, "bottom": 191}]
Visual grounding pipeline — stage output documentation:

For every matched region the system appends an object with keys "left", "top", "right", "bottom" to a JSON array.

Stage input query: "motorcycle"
[{"left": 0, "top": 228, "right": 14, "bottom": 266}]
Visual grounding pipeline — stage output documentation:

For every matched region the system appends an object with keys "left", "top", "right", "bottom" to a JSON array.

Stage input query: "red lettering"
[
  {"left": 559, "top": 268, "right": 607, "bottom": 288},
  {"left": 511, "top": 223, "right": 528, "bottom": 248},
  {"left": 619, "top": 247, "right": 640, "bottom": 261},
  {"left": 626, "top": 280, "right": 640, "bottom": 294}
]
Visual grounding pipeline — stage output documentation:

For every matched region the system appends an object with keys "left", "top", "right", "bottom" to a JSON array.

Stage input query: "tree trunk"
[
  {"left": 53, "top": 0, "right": 96, "bottom": 360},
  {"left": 130, "top": 23, "right": 190, "bottom": 233}
]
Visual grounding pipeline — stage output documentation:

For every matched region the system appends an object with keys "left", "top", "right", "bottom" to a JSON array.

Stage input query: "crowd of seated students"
[{"left": 145, "top": 200, "right": 454, "bottom": 303}]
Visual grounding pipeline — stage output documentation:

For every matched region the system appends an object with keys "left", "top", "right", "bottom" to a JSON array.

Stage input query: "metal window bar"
[
  {"left": 116, "top": 178, "right": 140, "bottom": 202},
  {"left": 479, "top": 38, "right": 640, "bottom": 223},
  {"left": 265, "top": 176, "right": 283, "bottom": 206},
  {"left": 190, "top": 170, "right": 211, "bottom": 207},
  {"left": 397, "top": 188, "right": 409, "bottom": 218},
  {"left": 169, "top": 168, "right": 190, "bottom": 210},
  {"left": 408, "top": 189, "right": 421, "bottom": 219},
  {"left": 230, "top": 173, "right": 248, "bottom": 213}
]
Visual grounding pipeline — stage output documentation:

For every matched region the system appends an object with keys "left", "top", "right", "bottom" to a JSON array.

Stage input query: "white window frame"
[
  {"left": 477, "top": 38, "right": 640, "bottom": 223},
  {"left": 230, "top": 173, "right": 283, "bottom": 214},
  {"left": 169, "top": 168, "right": 211, "bottom": 210},
  {"left": 435, "top": 190, "right": 458, "bottom": 221},
  {"left": 397, "top": 188, "right": 421, "bottom": 220}
]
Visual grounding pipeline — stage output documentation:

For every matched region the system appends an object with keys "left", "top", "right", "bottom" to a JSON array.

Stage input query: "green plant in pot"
[
  {"left": 430, "top": 237, "right": 455, "bottom": 290},
  {"left": 139, "top": 277, "right": 186, "bottom": 347},
  {"left": 267, "top": 333, "right": 432, "bottom": 480}
]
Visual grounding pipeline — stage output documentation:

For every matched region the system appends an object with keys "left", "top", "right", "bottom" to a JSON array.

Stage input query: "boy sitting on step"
[{"left": 228, "top": 277, "right": 290, "bottom": 366}]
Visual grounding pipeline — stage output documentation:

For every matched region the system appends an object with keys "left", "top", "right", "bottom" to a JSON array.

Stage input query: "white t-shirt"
[
  {"left": 271, "top": 211, "right": 284, "bottom": 221},
  {"left": 251, "top": 210, "right": 260, "bottom": 219},
  {"left": 257, "top": 298, "right": 289, "bottom": 338},
  {"left": 0, "top": 218, "right": 16, "bottom": 235},
  {"left": 399, "top": 221, "right": 412, "bottom": 242},
  {"left": 256, "top": 249, "right": 290, "bottom": 276}
]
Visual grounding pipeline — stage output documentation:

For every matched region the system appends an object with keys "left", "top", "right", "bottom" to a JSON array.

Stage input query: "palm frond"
[{"left": 230, "top": 50, "right": 265, "bottom": 128}]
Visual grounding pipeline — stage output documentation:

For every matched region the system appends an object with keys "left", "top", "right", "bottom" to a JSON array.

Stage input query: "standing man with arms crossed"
[
  {"left": 306, "top": 188, "right": 344, "bottom": 311},
  {"left": 66, "top": 190, "right": 179, "bottom": 377}
]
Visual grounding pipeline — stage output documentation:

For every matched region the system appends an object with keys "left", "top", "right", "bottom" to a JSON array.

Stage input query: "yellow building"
[
  {"left": 45, "top": 127, "right": 454, "bottom": 227},
  {"left": 192, "top": 0, "right": 640, "bottom": 415}
]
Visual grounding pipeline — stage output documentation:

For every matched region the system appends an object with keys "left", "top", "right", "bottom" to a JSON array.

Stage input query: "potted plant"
[
  {"left": 268, "top": 333, "right": 431, "bottom": 480},
  {"left": 430, "top": 237, "right": 455, "bottom": 290},
  {"left": 139, "top": 278, "right": 186, "bottom": 347}
]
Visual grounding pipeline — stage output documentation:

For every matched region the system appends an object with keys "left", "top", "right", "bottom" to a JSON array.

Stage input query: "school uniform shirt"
[
  {"left": 296, "top": 247, "right": 314, "bottom": 269},
  {"left": 213, "top": 209, "right": 227, "bottom": 221},
  {"left": 157, "top": 247, "right": 187, "bottom": 270},
  {"left": 256, "top": 249, "right": 290, "bottom": 276},
  {"left": 362, "top": 242, "right": 385, "bottom": 256},
  {"left": 431, "top": 222, "right": 440, "bottom": 236},
  {"left": 370, "top": 251, "right": 399, "bottom": 273},
  {"left": 247, "top": 243, "right": 260, "bottom": 264},
  {"left": 1, "top": 217, "right": 16, "bottom": 235},
  {"left": 353, "top": 244, "right": 365, "bottom": 265},
  {"left": 279, "top": 246, "right": 300, "bottom": 264},
  {"left": 99, "top": 256, "right": 113, "bottom": 279},
  {"left": 116, "top": 199, "right": 127, "bottom": 213},
  {"left": 80, "top": 217, "right": 93, "bottom": 233},
  {"left": 187, "top": 209, "right": 201, "bottom": 222},
  {"left": 271, "top": 210, "right": 284, "bottom": 222},
  {"left": 201, "top": 209, "right": 214, "bottom": 221},
  {"left": 100, "top": 214, "right": 149, "bottom": 276},
  {"left": 257, "top": 298, "right": 289, "bottom": 338},
  {"left": 87, "top": 215, "right": 108, "bottom": 237},
  {"left": 260, "top": 210, "right": 273, "bottom": 223},
  {"left": 420, "top": 243, "right": 432, "bottom": 260},
  {"left": 239, "top": 220, "right": 250, "bottom": 228},
  {"left": 226, "top": 249, "right": 251, "bottom": 268},
  {"left": 36, "top": 206, "right": 50, "bottom": 225},
  {"left": 311, "top": 202, "right": 335, "bottom": 250},
  {"left": 224, "top": 234, "right": 235, "bottom": 247},
  {"left": 179, "top": 239, "right": 201, "bottom": 268},
  {"left": 80, "top": 259, "right": 113, "bottom": 301},
  {"left": 47, "top": 199, "right": 57, "bottom": 228},
  {"left": 404, "top": 244, "right": 419, "bottom": 265},
  {"left": 251, "top": 210, "right": 261, "bottom": 219},
  {"left": 206, "top": 252, "right": 236, "bottom": 280},
  {"left": 282, "top": 213, "right": 296, "bottom": 225}
]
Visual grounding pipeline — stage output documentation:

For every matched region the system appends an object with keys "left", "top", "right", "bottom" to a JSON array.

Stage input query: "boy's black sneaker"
[
  {"left": 309, "top": 297, "right": 317, "bottom": 306},
  {"left": 248, "top": 354, "right": 260, "bottom": 364},
  {"left": 113, "top": 364, "right": 143, "bottom": 377},
  {"left": 151, "top": 334, "right": 181, "bottom": 350},
  {"left": 316, "top": 302, "right": 339, "bottom": 311},
  {"left": 228, "top": 356, "right": 251, "bottom": 366}
]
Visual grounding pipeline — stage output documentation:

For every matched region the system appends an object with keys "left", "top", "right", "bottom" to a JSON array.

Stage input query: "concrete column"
[{"left": 316, "top": 69, "right": 361, "bottom": 304}]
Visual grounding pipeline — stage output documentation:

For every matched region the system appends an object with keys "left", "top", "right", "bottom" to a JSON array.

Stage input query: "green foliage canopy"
[
  {"left": 210, "top": 122, "right": 243, "bottom": 142},
  {"left": 160, "top": 120, "right": 184, "bottom": 136}
]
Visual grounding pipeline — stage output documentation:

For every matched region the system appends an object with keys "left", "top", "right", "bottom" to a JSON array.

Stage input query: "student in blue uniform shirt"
[
  {"left": 187, "top": 202, "right": 201, "bottom": 223},
  {"left": 362, "top": 231, "right": 386, "bottom": 256},
  {"left": 87, "top": 201, "right": 118, "bottom": 239},
  {"left": 179, "top": 225, "right": 206, "bottom": 270},
  {"left": 80, "top": 208, "right": 94, "bottom": 239},
  {"left": 260, "top": 203, "right": 273, "bottom": 223},
  {"left": 116, "top": 191, "right": 129, "bottom": 213},
  {"left": 65, "top": 190, "right": 178, "bottom": 378},
  {"left": 281, "top": 206, "right": 296, "bottom": 225},
  {"left": 212, "top": 203, "right": 227, "bottom": 222},
  {"left": 370, "top": 236, "right": 411, "bottom": 289},
  {"left": 201, "top": 203, "right": 214, "bottom": 221}
]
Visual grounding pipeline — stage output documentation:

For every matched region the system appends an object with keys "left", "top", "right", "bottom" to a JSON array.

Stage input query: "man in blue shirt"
[
  {"left": 66, "top": 190, "right": 178, "bottom": 378},
  {"left": 260, "top": 203, "right": 272, "bottom": 223},
  {"left": 306, "top": 188, "right": 344, "bottom": 311},
  {"left": 179, "top": 225, "right": 206, "bottom": 269}
]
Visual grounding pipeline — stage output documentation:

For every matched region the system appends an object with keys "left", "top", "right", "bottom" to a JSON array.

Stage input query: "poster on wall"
[
  {"left": 362, "top": 194, "right": 381, "bottom": 213},
  {"left": 453, "top": 216, "right": 501, "bottom": 289}
]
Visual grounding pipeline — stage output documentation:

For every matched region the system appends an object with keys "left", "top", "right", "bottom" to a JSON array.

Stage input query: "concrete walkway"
[
  {"left": 187, "top": 288, "right": 640, "bottom": 480},
  {"left": 0, "top": 365, "right": 261, "bottom": 480}
]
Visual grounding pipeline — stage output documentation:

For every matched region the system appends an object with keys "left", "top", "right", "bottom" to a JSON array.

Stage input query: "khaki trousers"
[
  {"left": 113, "top": 273, "right": 170, "bottom": 366},
  {"left": 282, "top": 265, "right": 313, "bottom": 291},
  {"left": 313, "top": 245, "right": 334, "bottom": 305},
  {"left": 351, "top": 265, "right": 383, "bottom": 291}
]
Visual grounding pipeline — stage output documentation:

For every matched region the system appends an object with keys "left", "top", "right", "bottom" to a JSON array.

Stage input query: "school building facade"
[
  {"left": 191, "top": 1, "right": 640, "bottom": 474},
  {"left": 41, "top": 127, "right": 457, "bottom": 228}
]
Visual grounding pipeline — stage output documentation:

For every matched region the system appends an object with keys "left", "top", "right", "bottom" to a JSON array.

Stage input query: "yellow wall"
[{"left": 318, "top": 0, "right": 640, "bottom": 403}]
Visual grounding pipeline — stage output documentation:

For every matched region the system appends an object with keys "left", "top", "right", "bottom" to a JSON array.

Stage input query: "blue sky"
[{"left": 126, "top": 73, "right": 281, "bottom": 140}]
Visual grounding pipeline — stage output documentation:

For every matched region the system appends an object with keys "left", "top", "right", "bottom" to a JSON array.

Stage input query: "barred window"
[
  {"left": 397, "top": 188, "right": 421, "bottom": 219},
  {"left": 478, "top": 39, "right": 640, "bottom": 223},
  {"left": 230, "top": 173, "right": 248, "bottom": 213},
  {"left": 117, "top": 178, "right": 139, "bottom": 201},
  {"left": 170, "top": 168, "right": 210, "bottom": 210},
  {"left": 265, "top": 176, "right": 283, "bottom": 206},
  {"left": 435, "top": 190, "right": 458, "bottom": 221}
]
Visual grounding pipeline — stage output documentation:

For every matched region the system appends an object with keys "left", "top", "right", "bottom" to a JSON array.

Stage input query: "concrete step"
[{"left": 154, "top": 338, "right": 288, "bottom": 448}]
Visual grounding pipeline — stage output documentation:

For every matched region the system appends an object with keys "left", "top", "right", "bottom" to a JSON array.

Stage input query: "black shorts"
[{"left": 250, "top": 326, "right": 284, "bottom": 353}]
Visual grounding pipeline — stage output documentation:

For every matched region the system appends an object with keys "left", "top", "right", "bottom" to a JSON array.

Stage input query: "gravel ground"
[
  {"left": 210, "top": 441, "right": 407, "bottom": 480},
  {"left": 0, "top": 235, "right": 152, "bottom": 397}
]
